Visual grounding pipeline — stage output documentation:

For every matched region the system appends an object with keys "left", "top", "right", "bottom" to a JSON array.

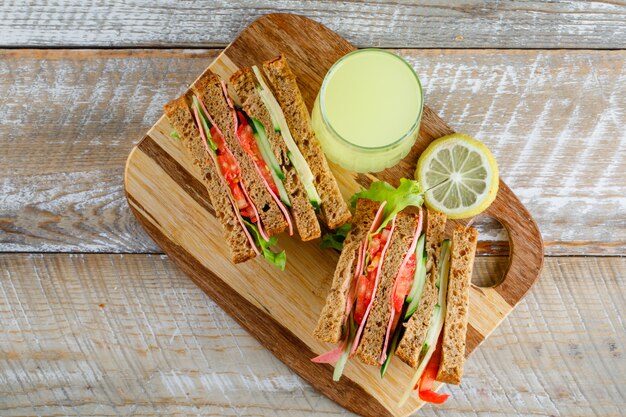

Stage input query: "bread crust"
[{"left": 436, "top": 225, "right": 478, "bottom": 384}]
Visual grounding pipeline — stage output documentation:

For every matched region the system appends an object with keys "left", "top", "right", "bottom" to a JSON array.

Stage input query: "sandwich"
[
  {"left": 230, "top": 55, "right": 351, "bottom": 239},
  {"left": 312, "top": 179, "right": 425, "bottom": 377},
  {"left": 397, "top": 223, "right": 478, "bottom": 405},
  {"left": 164, "top": 55, "right": 351, "bottom": 267},
  {"left": 312, "top": 179, "right": 478, "bottom": 406},
  {"left": 164, "top": 73, "right": 288, "bottom": 268}
]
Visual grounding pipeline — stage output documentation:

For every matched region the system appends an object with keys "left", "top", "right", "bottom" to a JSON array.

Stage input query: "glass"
[{"left": 311, "top": 49, "right": 423, "bottom": 173}]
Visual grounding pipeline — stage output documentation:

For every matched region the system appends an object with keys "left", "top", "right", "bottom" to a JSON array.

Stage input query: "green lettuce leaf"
[
  {"left": 320, "top": 223, "right": 352, "bottom": 251},
  {"left": 243, "top": 219, "right": 286, "bottom": 270},
  {"left": 191, "top": 96, "right": 218, "bottom": 151},
  {"left": 170, "top": 130, "right": 180, "bottom": 141},
  {"left": 350, "top": 178, "right": 424, "bottom": 231}
]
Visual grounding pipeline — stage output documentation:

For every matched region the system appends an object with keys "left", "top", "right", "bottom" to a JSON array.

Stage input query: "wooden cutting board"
[{"left": 124, "top": 13, "right": 543, "bottom": 417}]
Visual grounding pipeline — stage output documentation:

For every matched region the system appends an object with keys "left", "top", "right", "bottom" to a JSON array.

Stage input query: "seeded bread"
[
  {"left": 313, "top": 199, "right": 379, "bottom": 343},
  {"left": 396, "top": 209, "right": 448, "bottom": 367},
  {"left": 262, "top": 55, "right": 351, "bottom": 230},
  {"left": 355, "top": 212, "right": 420, "bottom": 365},
  {"left": 437, "top": 225, "right": 478, "bottom": 384},
  {"left": 163, "top": 95, "right": 256, "bottom": 263},
  {"left": 230, "top": 68, "right": 321, "bottom": 241},
  {"left": 191, "top": 71, "right": 288, "bottom": 237}
]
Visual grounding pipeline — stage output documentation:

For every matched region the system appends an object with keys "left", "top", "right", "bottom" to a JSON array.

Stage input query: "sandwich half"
[
  {"left": 191, "top": 70, "right": 289, "bottom": 237},
  {"left": 230, "top": 65, "right": 321, "bottom": 241},
  {"left": 354, "top": 210, "right": 422, "bottom": 365},
  {"left": 164, "top": 95, "right": 256, "bottom": 263},
  {"left": 437, "top": 224, "right": 478, "bottom": 384},
  {"left": 261, "top": 55, "right": 351, "bottom": 230},
  {"left": 395, "top": 209, "right": 447, "bottom": 367},
  {"left": 397, "top": 223, "right": 478, "bottom": 405},
  {"left": 313, "top": 198, "right": 380, "bottom": 343}
]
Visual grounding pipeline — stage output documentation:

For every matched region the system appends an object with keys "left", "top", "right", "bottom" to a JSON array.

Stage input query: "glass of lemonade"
[{"left": 311, "top": 49, "right": 423, "bottom": 173}]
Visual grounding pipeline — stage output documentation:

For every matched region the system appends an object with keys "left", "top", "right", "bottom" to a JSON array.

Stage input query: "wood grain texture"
[
  {"left": 123, "top": 14, "right": 542, "bottom": 416},
  {"left": 1, "top": 2, "right": 625, "bottom": 49},
  {"left": 0, "top": 254, "right": 623, "bottom": 416},
  {"left": 2, "top": 48, "right": 624, "bottom": 255}
]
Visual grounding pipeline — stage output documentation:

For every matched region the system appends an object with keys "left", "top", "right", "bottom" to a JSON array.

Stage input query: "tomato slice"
[
  {"left": 354, "top": 274, "right": 374, "bottom": 324},
  {"left": 210, "top": 126, "right": 225, "bottom": 149},
  {"left": 354, "top": 227, "right": 391, "bottom": 325},
  {"left": 236, "top": 112, "right": 279, "bottom": 195},
  {"left": 417, "top": 336, "right": 450, "bottom": 404},
  {"left": 393, "top": 253, "right": 416, "bottom": 311},
  {"left": 209, "top": 118, "right": 263, "bottom": 222}
]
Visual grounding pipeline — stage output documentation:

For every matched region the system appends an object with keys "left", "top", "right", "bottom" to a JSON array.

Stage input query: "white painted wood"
[
  {"left": 0, "top": 1, "right": 624, "bottom": 49},
  {"left": 0, "top": 254, "right": 623, "bottom": 416},
  {"left": 1, "top": 49, "right": 624, "bottom": 254}
]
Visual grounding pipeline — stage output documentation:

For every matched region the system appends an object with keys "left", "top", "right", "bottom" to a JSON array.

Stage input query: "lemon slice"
[{"left": 416, "top": 133, "right": 499, "bottom": 219}]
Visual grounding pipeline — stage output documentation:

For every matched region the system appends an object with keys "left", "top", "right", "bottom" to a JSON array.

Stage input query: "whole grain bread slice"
[
  {"left": 436, "top": 224, "right": 478, "bottom": 384},
  {"left": 262, "top": 55, "right": 351, "bottom": 230},
  {"left": 313, "top": 199, "right": 379, "bottom": 343},
  {"left": 191, "top": 70, "right": 288, "bottom": 237},
  {"left": 163, "top": 95, "right": 256, "bottom": 263},
  {"left": 355, "top": 211, "right": 420, "bottom": 365},
  {"left": 230, "top": 68, "right": 321, "bottom": 241},
  {"left": 396, "top": 209, "right": 447, "bottom": 367}
]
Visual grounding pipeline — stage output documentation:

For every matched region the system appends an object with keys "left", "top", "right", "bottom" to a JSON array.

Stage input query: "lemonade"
[{"left": 311, "top": 49, "right": 423, "bottom": 173}]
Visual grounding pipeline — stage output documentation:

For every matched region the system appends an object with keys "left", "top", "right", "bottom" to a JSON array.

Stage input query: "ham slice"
[
  {"left": 192, "top": 105, "right": 259, "bottom": 256},
  {"left": 311, "top": 339, "right": 348, "bottom": 364},
  {"left": 344, "top": 201, "right": 386, "bottom": 325},
  {"left": 379, "top": 208, "right": 423, "bottom": 364}
]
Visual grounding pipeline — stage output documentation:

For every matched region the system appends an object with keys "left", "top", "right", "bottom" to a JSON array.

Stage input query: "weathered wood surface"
[
  {"left": 1, "top": 2, "right": 625, "bottom": 49},
  {"left": 0, "top": 254, "right": 623, "bottom": 416},
  {"left": 2, "top": 49, "right": 624, "bottom": 255}
]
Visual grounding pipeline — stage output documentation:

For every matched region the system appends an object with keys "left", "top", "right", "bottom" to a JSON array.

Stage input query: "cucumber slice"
[
  {"left": 333, "top": 348, "right": 350, "bottom": 382},
  {"left": 380, "top": 323, "right": 402, "bottom": 378},
  {"left": 250, "top": 118, "right": 285, "bottom": 180},
  {"left": 288, "top": 151, "right": 322, "bottom": 208},
  {"left": 250, "top": 118, "right": 291, "bottom": 207},
  {"left": 404, "top": 256, "right": 427, "bottom": 319},
  {"left": 191, "top": 96, "right": 218, "bottom": 151},
  {"left": 252, "top": 65, "right": 322, "bottom": 208},
  {"left": 255, "top": 86, "right": 281, "bottom": 132},
  {"left": 399, "top": 239, "right": 451, "bottom": 407},
  {"left": 404, "top": 233, "right": 427, "bottom": 319},
  {"left": 406, "top": 233, "right": 426, "bottom": 303},
  {"left": 252, "top": 67, "right": 281, "bottom": 131},
  {"left": 333, "top": 316, "right": 357, "bottom": 381}
]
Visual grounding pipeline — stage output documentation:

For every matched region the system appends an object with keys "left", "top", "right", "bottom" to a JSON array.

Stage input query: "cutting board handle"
[{"left": 485, "top": 180, "right": 544, "bottom": 305}]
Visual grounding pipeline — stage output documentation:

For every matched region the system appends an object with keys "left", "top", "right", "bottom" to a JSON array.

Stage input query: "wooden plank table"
[{"left": 1, "top": 2, "right": 625, "bottom": 416}]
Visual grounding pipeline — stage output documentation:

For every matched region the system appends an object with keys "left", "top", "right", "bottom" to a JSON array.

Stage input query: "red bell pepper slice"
[{"left": 416, "top": 337, "right": 450, "bottom": 405}]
